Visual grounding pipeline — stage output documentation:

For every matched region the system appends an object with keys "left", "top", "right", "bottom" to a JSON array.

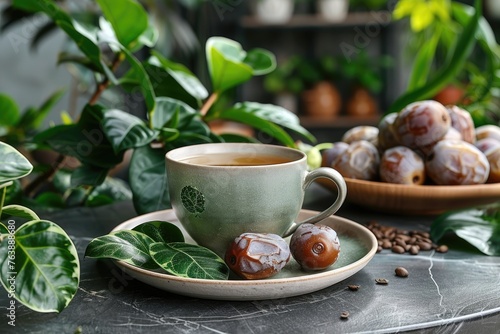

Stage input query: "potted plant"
[
  {"left": 339, "top": 51, "right": 393, "bottom": 117},
  {"left": 265, "top": 56, "right": 342, "bottom": 118},
  {"left": 0, "top": 0, "right": 316, "bottom": 314}
]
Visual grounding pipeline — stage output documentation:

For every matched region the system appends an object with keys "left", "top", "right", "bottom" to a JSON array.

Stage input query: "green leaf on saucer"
[
  {"left": 132, "top": 221, "right": 185, "bottom": 244},
  {"left": 149, "top": 242, "right": 229, "bottom": 280},
  {"left": 0, "top": 220, "right": 80, "bottom": 313},
  {"left": 85, "top": 230, "right": 159, "bottom": 269}
]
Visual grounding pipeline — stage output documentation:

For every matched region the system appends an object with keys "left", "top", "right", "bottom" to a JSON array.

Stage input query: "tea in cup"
[{"left": 165, "top": 143, "right": 347, "bottom": 256}]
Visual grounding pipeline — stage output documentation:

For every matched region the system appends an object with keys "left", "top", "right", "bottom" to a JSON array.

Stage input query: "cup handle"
[{"left": 282, "top": 167, "right": 347, "bottom": 238}]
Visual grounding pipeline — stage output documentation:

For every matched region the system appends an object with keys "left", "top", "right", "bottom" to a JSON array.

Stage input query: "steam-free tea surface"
[{"left": 180, "top": 153, "right": 293, "bottom": 166}]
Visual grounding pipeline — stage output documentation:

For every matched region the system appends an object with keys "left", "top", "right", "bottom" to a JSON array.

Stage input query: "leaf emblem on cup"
[{"left": 181, "top": 186, "right": 205, "bottom": 216}]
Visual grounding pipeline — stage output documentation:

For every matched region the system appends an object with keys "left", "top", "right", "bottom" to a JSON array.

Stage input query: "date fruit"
[
  {"left": 378, "top": 113, "right": 399, "bottom": 151},
  {"left": 485, "top": 147, "right": 500, "bottom": 183},
  {"left": 332, "top": 140, "right": 380, "bottom": 180},
  {"left": 476, "top": 125, "right": 500, "bottom": 142},
  {"left": 342, "top": 125, "right": 379, "bottom": 145},
  {"left": 425, "top": 140, "right": 490, "bottom": 185},
  {"left": 321, "top": 142, "right": 349, "bottom": 168},
  {"left": 225, "top": 233, "right": 290, "bottom": 280},
  {"left": 290, "top": 223, "right": 340, "bottom": 271},
  {"left": 394, "top": 100, "right": 450, "bottom": 154},
  {"left": 446, "top": 105, "right": 475, "bottom": 143},
  {"left": 379, "top": 146, "right": 425, "bottom": 185}
]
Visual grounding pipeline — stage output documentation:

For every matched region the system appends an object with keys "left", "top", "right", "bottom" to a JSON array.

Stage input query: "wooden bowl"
[{"left": 318, "top": 178, "right": 500, "bottom": 215}]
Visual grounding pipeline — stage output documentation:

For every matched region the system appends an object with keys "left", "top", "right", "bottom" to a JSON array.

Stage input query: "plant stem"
[
  {"left": 0, "top": 185, "right": 7, "bottom": 218},
  {"left": 200, "top": 92, "right": 219, "bottom": 117},
  {"left": 89, "top": 53, "right": 124, "bottom": 106},
  {"left": 25, "top": 155, "right": 67, "bottom": 197},
  {"left": 25, "top": 53, "right": 124, "bottom": 197}
]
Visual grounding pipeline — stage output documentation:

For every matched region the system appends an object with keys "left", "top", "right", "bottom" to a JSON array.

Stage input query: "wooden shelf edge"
[{"left": 241, "top": 11, "right": 392, "bottom": 29}]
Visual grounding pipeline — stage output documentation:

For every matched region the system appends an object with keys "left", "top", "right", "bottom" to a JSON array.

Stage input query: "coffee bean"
[
  {"left": 409, "top": 245, "right": 420, "bottom": 255},
  {"left": 381, "top": 239, "right": 392, "bottom": 249},
  {"left": 395, "top": 267, "right": 409, "bottom": 277},
  {"left": 377, "top": 245, "right": 383, "bottom": 253},
  {"left": 340, "top": 311, "right": 349, "bottom": 320},
  {"left": 391, "top": 245, "right": 405, "bottom": 254},
  {"left": 394, "top": 239, "right": 407, "bottom": 248},
  {"left": 375, "top": 278, "right": 389, "bottom": 285},
  {"left": 347, "top": 284, "right": 360, "bottom": 291},
  {"left": 417, "top": 241, "right": 433, "bottom": 251},
  {"left": 436, "top": 245, "right": 449, "bottom": 253}
]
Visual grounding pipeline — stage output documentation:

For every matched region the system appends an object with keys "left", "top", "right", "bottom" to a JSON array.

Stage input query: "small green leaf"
[
  {"left": 129, "top": 145, "right": 170, "bottom": 214},
  {"left": 149, "top": 242, "right": 229, "bottom": 280},
  {"left": 243, "top": 48, "right": 276, "bottom": 75},
  {"left": 1, "top": 205, "right": 40, "bottom": 221},
  {"left": 132, "top": 221, "right": 184, "bottom": 244},
  {"left": 85, "top": 230, "right": 159, "bottom": 269},
  {"left": 150, "top": 51, "right": 208, "bottom": 100},
  {"left": 96, "top": 0, "right": 148, "bottom": 49},
  {"left": 0, "top": 141, "right": 33, "bottom": 183},
  {"left": 0, "top": 220, "right": 80, "bottom": 313},
  {"left": 0, "top": 94, "right": 20, "bottom": 126},
  {"left": 180, "top": 186, "right": 205, "bottom": 216},
  {"left": 101, "top": 109, "right": 157, "bottom": 153},
  {"left": 152, "top": 97, "right": 197, "bottom": 130},
  {"left": 206, "top": 37, "right": 253, "bottom": 93}
]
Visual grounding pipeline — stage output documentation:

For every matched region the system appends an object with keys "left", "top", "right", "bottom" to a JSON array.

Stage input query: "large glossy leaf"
[
  {"left": 85, "top": 230, "right": 158, "bottom": 269},
  {"left": 86, "top": 177, "right": 132, "bottom": 207},
  {"left": 149, "top": 242, "right": 229, "bottom": 280},
  {"left": 143, "top": 63, "right": 200, "bottom": 108},
  {"left": 101, "top": 109, "right": 157, "bottom": 153},
  {"left": 0, "top": 94, "right": 20, "bottom": 126},
  {"left": 149, "top": 52, "right": 208, "bottom": 100},
  {"left": 71, "top": 164, "right": 108, "bottom": 187},
  {"left": 206, "top": 37, "right": 254, "bottom": 93},
  {"left": 34, "top": 104, "right": 124, "bottom": 168},
  {"left": 0, "top": 141, "right": 33, "bottom": 183},
  {"left": 431, "top": 205, "right": 500, "bottom": 255},
  {"left": 0, "top": 220, "right": 80, "bottom": 313},
  {"left": 152, "top": 97, "right": 197, "bottom": 130},
  {"left": 225, "top": 102, "right": 315, "bottom": 143},
  {"left": 129, "top": 145, "right": 170, "bottom": 214},
  {"left": 96, "top": 0, "right": 148, "bottom": 49},
  {"left": 132, "top": 221, "right": 184, "bottom": 244}
]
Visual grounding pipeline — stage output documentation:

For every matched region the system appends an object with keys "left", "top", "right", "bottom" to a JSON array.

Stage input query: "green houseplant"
[
  {"left": 0, "top": 0, "right": 315, "bottom": 314},
  {"left": 0, "top": 0, "right": 314, "bottom": 215}
]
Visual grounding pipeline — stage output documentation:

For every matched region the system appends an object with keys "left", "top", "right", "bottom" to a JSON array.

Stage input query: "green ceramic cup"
[{"left": 166, "top": 143, "right": 347, "bottom": 256}]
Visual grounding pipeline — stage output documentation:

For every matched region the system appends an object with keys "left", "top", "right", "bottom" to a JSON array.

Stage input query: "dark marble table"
[{"left": 1, "top": 184, "right": 500, "bottom": 334}]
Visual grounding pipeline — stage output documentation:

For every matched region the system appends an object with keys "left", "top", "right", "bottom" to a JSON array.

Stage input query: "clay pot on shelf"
[
  {"left": 346, "top": 86, "right": 378, "bottom": 117},
  {"left": 252, "top": 0, "right": 294, "bottom": 24},
  {"left": 302, "top": 81, "right": 342, "bottom": 118},
  {"left": 317, "top": 0, "right": 349, "bottom": 22},
  {"left": 433, "top": 84, "right": 465, "bottom": 106}
]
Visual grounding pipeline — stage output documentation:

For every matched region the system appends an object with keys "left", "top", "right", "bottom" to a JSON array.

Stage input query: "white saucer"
[{"left": 111, "top": 209, "right": 377, "bottom": 301}]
